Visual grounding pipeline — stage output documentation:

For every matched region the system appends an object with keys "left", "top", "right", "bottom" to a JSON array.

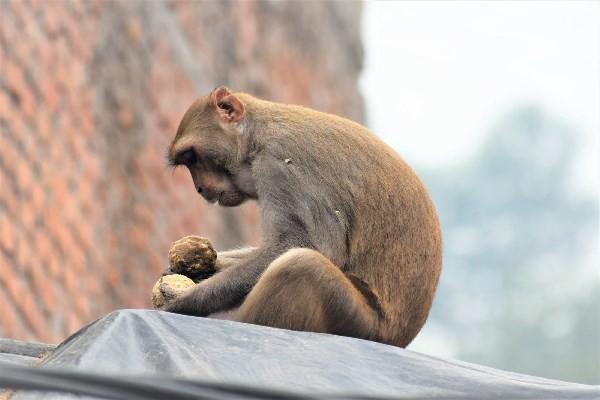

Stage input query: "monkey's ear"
[{"left": 211, "top": 86, "right": 245, "bottom": 123}]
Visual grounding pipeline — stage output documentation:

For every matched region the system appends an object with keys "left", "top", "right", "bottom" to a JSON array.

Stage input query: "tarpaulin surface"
[{"left": 3, "top": 309, "right": 598, "bottom": 399}]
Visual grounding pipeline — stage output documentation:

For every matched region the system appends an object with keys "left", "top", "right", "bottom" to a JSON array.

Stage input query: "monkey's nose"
[{"left": 197, "top": 186, "right": 203, "bottom": 194}]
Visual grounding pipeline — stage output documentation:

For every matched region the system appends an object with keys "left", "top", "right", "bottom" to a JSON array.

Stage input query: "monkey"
[{"left": 163, "top": 86, "right": 442, "bottom": 347}]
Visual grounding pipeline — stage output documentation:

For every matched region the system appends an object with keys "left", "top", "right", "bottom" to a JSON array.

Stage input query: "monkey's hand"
[
  {"left": 168, "top": 236, "right": 217, "bottom": 282},
  {"left": 151, "top": 274, "right": 196, "bottom": 309}
]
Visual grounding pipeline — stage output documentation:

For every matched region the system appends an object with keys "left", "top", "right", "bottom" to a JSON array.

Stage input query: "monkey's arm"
[{"left": 161, "top": 242, "right": 291, "bottom": 316}]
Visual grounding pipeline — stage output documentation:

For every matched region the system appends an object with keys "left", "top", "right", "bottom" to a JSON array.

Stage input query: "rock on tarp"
[{"left": 4, "top": 309, "right": 599, "bottom": 399}]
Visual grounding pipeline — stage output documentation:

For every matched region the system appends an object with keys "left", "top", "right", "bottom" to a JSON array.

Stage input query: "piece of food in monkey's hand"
[
  {"left": 168, "top": 235, "right": 217, "bottom": 281},
  {"left": 151, "top": 274, "right": 195, "bottom": 309}
]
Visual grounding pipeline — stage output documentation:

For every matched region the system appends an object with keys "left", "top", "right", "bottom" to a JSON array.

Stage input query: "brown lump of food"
[
  {"left": 151, "top": 274, "right": 196, "bottom": 309},
  {"left": 168, "top": 236, "right": 217, "bottom": 280}
]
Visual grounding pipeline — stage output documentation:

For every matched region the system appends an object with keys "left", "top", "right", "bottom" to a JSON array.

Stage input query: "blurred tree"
[{"left": 420, "top": 107, "right": 599, "bottom": 384}]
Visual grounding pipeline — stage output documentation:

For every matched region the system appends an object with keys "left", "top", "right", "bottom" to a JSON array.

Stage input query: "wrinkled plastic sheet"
[
  {"left": 0, "top": 339, "right": 54, "bottom": 367},
  {"left": 1, "top": 309, "right": 598, "bottom": 399}
]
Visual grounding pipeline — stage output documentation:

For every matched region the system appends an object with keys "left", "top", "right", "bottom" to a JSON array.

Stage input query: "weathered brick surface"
[{"left": 0, "top": 0, "right": 364, "bottom": 343}]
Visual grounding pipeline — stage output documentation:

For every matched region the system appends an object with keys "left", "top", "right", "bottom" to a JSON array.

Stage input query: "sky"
[
  {"left": 359, "top": 1, "right": 600, "bottom": 359},
  {"left": 359, "top": 1, "right": 599, "bottom": 197}
]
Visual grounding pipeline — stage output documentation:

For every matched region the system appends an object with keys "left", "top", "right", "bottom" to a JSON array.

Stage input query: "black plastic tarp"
[{"left": 1, "top": 309, "right": 598, "bottom": 399}]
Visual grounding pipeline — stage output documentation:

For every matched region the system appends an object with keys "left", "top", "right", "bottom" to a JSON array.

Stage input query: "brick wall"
[{"left": 0, "top": 0, "right": 364, "bottom": 343}]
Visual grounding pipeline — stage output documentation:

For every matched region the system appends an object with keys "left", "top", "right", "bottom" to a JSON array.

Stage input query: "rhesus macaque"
[{"left": 163, "top": 87, "right": 442, "bottom": 347}]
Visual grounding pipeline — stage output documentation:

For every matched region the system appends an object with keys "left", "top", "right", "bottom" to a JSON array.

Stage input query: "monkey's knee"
[
  {"left": 236, "top": 248, "right": 378, "bottom": 339},
  {"left": 260, "top": 248, "right": 332, "bottom": 281}
]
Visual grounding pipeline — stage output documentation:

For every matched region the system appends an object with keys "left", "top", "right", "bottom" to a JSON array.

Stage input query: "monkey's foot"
[{"left": 168, "top": 236, "right": 217, "bottom": 281}]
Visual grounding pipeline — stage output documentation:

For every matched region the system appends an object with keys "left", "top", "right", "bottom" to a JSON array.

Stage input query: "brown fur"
[{"left": 164, "top": 87, "right": 442, "bottom": 347}]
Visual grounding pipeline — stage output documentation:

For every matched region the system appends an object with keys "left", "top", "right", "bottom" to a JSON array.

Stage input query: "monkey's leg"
[
  {"left": 235, "top": 248, "right": 382, "bottom": 341},
  {"left": 201, "top": 247, "right": 254, "bottom": 320},
  {"left": 216, "top": 247, "right": 258, "bottom": 271}
]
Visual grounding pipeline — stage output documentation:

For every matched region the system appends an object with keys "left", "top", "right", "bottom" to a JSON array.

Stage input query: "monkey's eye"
[{"left": 179, "top": 149, "right": 197, "bottom": 166}]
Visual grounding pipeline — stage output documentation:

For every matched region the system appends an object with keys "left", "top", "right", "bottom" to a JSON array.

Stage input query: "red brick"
[
  {"left": 68, "top": 0, "right": 87, "bottom": 20},
  {"left": 52, "top": 178, "right": 70, "bottom": 206},
  {"left": 63, "top": 265, "right": 80, "bottom": 295},
  {"left": 0, "top": 285, "right": 28, "bottom": 339},
  {"left": 22, "top": 12, "right": 44, "bottom": 50},
  {"left": 0, "top": 213, "right": 16, "bottom": 254},
  {"left": 34, "top": 229, "right": 56, "bottom": 267},
  {"left": 19, "top": 130, "right": 37, "bottom": 159},
  {"left": 5, "top": 59, "right": 26, "bottom": 95},
  {"left": 45, "top": 206, "right": 62, "bottom": 237},
  {"left": 0, "top": 263, "right": 25, "bottom": 312},
  {"left": 20, "top": 86, "right": 37, "bottom": 121},
  {"left": 61, "top": 12, "right": 84, "bottom": 57},
  {"left": 106, "top": 268, "right": 121, "bottom": 289},
  {"left": 2, "top": 186, "right": 19, "bottom": 217},
  {"left": 36, "top": 107, "right": 54, "bottom": 143},
  {"left": 12, "top": 38, "right": 35, "bottom": 66},
  {"left": 21, "top": 291, "right": 48, "bottom": 338},
  {"left": 64, "top": 235, "right": 86, "bottom": 273},
  {"left": 77, "top": 223, "right": 94, "bottom": 250},
  {"left": 32, "top": 264, "right": 55, "bottom": 309},
  {"left": 38, "top": 36, "right": 57, "bottom": 72},
  {"left": 40, "top": 78, "right": 61, "bottom": 113},
  {"left": 54, "top": 223, "right": 73, "bottom": 258},
  {"left": 128, "top": 296, "right": 147, "bottom": 309},
  {"left": 85, "top": 156, "right": 101, "bottom": 182},
  {"left": 20, "top": 202, "right": 37, "bottom": 233},
  {"left": 133, "top": 203, "right": 154, "bottom": 225},
  {"left": 66, "top": 311, "right": 82, "bottom": 335},
  {"left": 128, "top": 224, "right": 147, "bottom": 250},
  {"left": 43, "top": 7, "right": 61, "bottom": 35},
  {"left": 68, "top": 130, "right": 84, "bottom": 158},
  {"left": 29, "top": 0, "right": 45, "bottom": 13},
  {"left": 15, "top": 233, "right": 30, "bottom": 270},
  {"left": 118, "top": 107, "right": 136, "bottom": 129},
  {"left": 79, "top": 107, "right": 96, "bottom": 136},
  {"left": 10, "top": 114, "right": 29, "bottom": 138},
  {"left": 74, "top": 294, "right": 90, "bottom": 318},
  {"left": 0, "top": 13, "right": 15, "bottom": 46},
  {"left": 0, "top": 89, "right": 13, "bottom": 116},
  {"left": 85, "top": 271, "right": 101, "bottom": 296},
  {"left": 47, "top": 255, "right": 62, "bottom": 280},
  {"left": 148, "top": 252, "right": 165, "bottom": 276},
  {"left": 30, "top": 182, "right": 46, "bottom": 210},
  {"left": 16, "top": 158, "right": 33, "bottom": 189},
  {"left": 0, "top": 131, "right": 17, "bottom": 165},
  {"left": 54, "top": 38, "right": 71, "bottom": 82},
  {"left": 59, "top": 186, "right": 78, "bottom": 222}
]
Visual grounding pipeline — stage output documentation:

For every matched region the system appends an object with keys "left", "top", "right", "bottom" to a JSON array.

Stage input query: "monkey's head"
[{"left": 168, "top": 87, "right": 256, "bottom": 207}]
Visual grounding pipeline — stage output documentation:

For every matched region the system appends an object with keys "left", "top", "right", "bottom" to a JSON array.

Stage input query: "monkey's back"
[{"left": 246, "top": 97, "right": 442, "bottom": 347}]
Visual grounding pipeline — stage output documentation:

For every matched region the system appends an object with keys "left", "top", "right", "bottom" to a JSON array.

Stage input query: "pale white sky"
[{"left": 360, "top": 1, "right": 599, "bottom": 196}]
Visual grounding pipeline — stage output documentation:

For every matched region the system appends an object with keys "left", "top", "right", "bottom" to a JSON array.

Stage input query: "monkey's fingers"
[{"left": 159, "top": 282, "right": 182, "bottom": 302}]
